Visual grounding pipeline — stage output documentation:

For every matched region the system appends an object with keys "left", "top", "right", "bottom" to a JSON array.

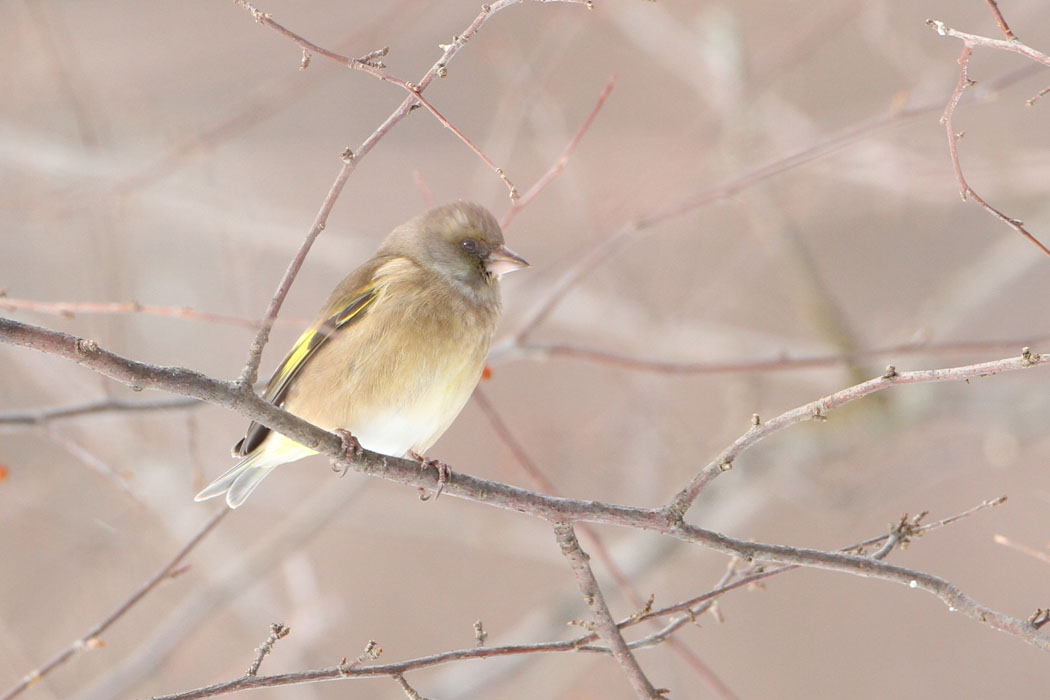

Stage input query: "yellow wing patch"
[{"left": 235, "top": 283, "right": 379, "bottom": 456}]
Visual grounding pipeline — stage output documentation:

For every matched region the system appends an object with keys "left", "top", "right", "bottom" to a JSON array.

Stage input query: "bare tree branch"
[
  {"left": 927, "top": 7, "right": 1050, "bottom": 258},
  {"left": 245, "top": 623, "right": 290, "bottom": 677},
  {"left": 2, "top": 316, "right": 1049, "bottom": 667},
  {"left": 554, "top": 523, "right": 661, "bottom": 699},
  {"left": 666, "top": 353, "right": 1042, "bottom": 518},
  {"left": 139, "top": 497, "right": 1011, "bottom": 700}
]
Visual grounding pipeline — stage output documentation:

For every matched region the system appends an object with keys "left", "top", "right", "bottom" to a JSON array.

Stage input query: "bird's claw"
[
  {"left": 331, "top": 429, "right": 362, "bottom": 477},
  {"left": 410, "top": 451, "right": 450, "bottom": 500}
]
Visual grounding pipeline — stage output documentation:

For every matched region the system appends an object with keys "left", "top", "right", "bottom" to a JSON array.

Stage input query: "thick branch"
[{"left": 3, "top": 317, "right": 1049, "bottom": 654}]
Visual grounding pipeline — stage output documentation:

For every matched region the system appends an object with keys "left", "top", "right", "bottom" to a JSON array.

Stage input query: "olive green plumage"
[{"left": 195, "top": 202, "right": 528, "bottom": 508}]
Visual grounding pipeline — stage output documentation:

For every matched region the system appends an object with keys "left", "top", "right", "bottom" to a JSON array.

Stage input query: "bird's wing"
[{"left": 233, "top": 281, "right": 380, "bottom": 457}]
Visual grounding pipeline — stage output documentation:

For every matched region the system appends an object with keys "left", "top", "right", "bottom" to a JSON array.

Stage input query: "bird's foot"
[
  {"left": 331, "top": 429, "right": 362, "bottom": 477},
  {"left": 410, "top": 450, "right": 450, "bottom": 500}
]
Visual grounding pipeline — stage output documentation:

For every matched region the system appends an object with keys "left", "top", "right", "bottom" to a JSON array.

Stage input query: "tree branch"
[
  {"left": 554, "top": 523, "right": 661, "bottom": 698},
  {"left": 500, "top": 75, "right": 616, "bottom": 229},
  {"left": 666, "top": 353, "right": 1043, "bottom": 518},
  {"left": 140, "top": 497, "right": 1013, "bottom": 700},
  {"left": 3, "top": 316, "right": 1049, "bottom": 662},
  {"left": 926, "top": 9, "right": 1050, "bottom": 258}
]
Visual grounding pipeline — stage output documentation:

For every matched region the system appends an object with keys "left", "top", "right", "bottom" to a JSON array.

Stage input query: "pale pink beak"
[{"left": 485, "top": 244, "right": 529, "bottom": 278}]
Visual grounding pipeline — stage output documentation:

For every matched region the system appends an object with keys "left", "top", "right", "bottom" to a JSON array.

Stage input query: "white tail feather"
[
  {"left": 195, "top": 435, "right": 317, "bottom": 508},
  {"left": 194, "top": 451, "right": 279, "bottom": 508}
]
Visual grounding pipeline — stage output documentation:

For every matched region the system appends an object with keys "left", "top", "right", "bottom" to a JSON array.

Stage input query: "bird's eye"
[{"left": 461, "top": 238, "right": 479, "bottom": 253}]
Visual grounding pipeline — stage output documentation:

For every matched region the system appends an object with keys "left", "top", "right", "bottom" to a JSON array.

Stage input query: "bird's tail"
[
  {"left": 195, "top": 434, "right": 317, "bottom": 508},
  {"left": 194, "top": 450, "right": 280, "bottom": 509}
]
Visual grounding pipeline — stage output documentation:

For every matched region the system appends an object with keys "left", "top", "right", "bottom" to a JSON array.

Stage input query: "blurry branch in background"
[
  {"left": 45, "top": 427, "right": 140, "bottom": 499},
  {"left": 495, "top": 100, "right": 942, "bottom": 356},
  {"left": 994, "top": 533, "right": 1050, "bottom": 566},
  {"left": 0, "top": 396, "right": 202, "bottom": 427},
  {"left": 0, "top": 510, "right": 228, "bottom": 700},
  {"left": 105, "top": 0, "right": 422, "bottom": 199},
  {"left": 0, "top": 295, "right": 303, "bottom": 328},
  {"left": 0, "top": 72, "right": 613, "bottom": 368},
  {"left": 411, "top": 169, "right": 438, "bottom": 208},
  {"left": 927, "top": 1, "right": 1050, "bottom": 258},
  {"left": 511, "top": 332, "right": 1050, "bottom": 375},
  {"left": 137, "top": 497, "right": 1006, "bottom": 700},
  {"left": 2, "top": 315, "right": 1050, "bottom": 699}
]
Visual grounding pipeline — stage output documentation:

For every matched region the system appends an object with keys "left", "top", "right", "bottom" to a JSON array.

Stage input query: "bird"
[{"left": 195, "top": 201, "right": 528, "bottom": 508}]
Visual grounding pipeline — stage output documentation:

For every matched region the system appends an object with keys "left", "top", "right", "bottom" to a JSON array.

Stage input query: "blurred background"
[{"left": 2, "top": 0, "right": 1050, "bottom": 698}]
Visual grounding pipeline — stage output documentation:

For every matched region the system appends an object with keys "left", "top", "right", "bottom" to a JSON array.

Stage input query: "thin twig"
[
  {"left": 234, "top": 0, "right": 548, "bottom": 200},
  {"left": 554, "top": 524, "right": 661, "bottom": 699},
  {"left": 246, "top": 623, "right": 290, "bottom": 677},
  {"left": 393, "top": 674, "right": 429, "bottom": 700},
  {"left": 926, "top": 13, "right": 1050, "bottom": 258},
  {"left": 0, "top": 510, "right": 227, "bottom": 700},
  {"left": 500, "top": 75, "right": 616, "bottom": 229},
  {"left": 985, "top": 0, "right": 1016, "bottom": 40},
  {"left": 1026, "top": 83, "right": 1050, "bottom": 106},
  {"left": 620, "top": 501, "right": 1009, "bottom": 651},
  {"left": 927, "top": 18, "right": 1050, "bottom": 67},
  {"left": 665, "top": 353, "right": 1041, "bottom": 518}
]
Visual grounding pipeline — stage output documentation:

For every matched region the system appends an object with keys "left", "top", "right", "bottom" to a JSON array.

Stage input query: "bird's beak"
[{"left": 485, "top": 244, "right": 530, "bottom": 278}]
